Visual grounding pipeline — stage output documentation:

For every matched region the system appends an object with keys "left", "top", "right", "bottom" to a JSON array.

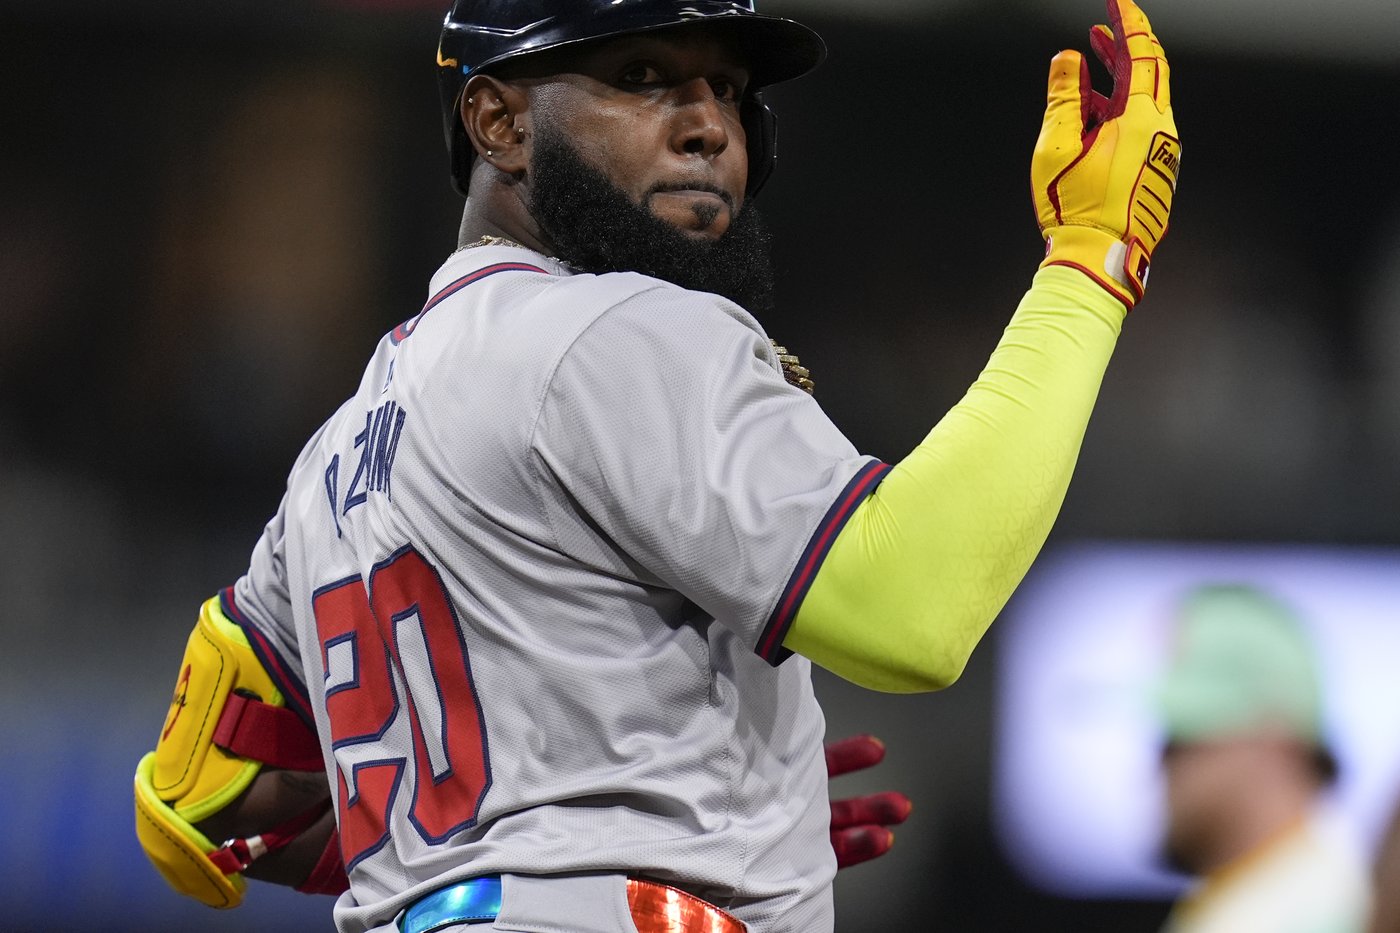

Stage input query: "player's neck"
[{"left": 457, "top": 195, "right": 555, "bottom": 259}]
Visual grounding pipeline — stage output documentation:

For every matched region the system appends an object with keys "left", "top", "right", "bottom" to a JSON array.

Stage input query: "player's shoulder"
[
  {"left": 384, "top": 248, "right": 778, "bottom": 419},
  {"left": 570, "top": 269, "right": 770, "bottom": 352},
  {"left": 521, "top": 261, "right": 756, "bottom": 334},
  {"left": 539, "top": 270, "right": 780, "bottom": 416},
  {"left": 419, "top": 247, "right": 767, "bottom": 360},
  {"left": 405, "top": 248, "right": 658, "bottom": 340}
]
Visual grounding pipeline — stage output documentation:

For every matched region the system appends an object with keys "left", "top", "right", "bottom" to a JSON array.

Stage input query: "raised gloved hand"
[
  {"left": 1032, "top": 0, "right": 1180, "bottom": 309},
  {"left": 825, "top": 734, "right": 913, "bottom": 869}
]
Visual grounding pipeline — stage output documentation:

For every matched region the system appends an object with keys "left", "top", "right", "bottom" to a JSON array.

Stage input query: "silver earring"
[
  {"left": 466, "top": 97, "right": 474, "bottom": 105},
  {"left": 486, "top": 149, "right": 494, "bottom": 157}
]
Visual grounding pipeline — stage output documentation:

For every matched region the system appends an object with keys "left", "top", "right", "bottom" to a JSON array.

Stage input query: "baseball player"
[{"left": 133, "top": 0, "right": 1180, "bottom": 930}]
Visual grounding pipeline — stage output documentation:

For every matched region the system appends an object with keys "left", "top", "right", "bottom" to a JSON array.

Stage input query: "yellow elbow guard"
[{"left": 133, "top": 597, "right": 292, "bottom": 908}]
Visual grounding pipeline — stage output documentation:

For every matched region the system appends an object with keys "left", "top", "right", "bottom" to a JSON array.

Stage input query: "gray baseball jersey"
[{"left": 222, "top": 243, "right": 889, "bottom": 932}]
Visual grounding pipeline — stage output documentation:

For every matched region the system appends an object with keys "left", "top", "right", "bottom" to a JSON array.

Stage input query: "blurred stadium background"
[{"left": 3, "top": 0, "right": 1399, "bottom": 929}]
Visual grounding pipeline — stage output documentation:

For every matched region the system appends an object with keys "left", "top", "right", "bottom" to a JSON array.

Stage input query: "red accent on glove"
[
  {"left": 824, "top": 735, "right": 913, "bottom": 870},
  {"left": 825, "top": 733, "right": 885, "bottom": 777}
]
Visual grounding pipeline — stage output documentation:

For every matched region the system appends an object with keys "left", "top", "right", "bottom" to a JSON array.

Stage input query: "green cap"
[{"left": 1157, "top": 584, "right": 1326, "bottom": 744}]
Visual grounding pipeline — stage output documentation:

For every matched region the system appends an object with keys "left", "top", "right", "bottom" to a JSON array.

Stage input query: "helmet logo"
[{"left": 436, "top": 47, "right": 460, "bottom": 69}]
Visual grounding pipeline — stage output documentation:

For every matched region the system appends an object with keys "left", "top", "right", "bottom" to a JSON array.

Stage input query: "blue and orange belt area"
[{"left": 399, "top": 875, "right": 747, "bottom": 933}]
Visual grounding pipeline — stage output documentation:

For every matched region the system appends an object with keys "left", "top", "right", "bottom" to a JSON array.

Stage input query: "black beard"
[{"left": 526, "top": 126, "right": 776, "bottom": 316}]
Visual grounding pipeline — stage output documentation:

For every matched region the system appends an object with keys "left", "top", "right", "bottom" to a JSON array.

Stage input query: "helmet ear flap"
[{"left": 742, "top": 94, "right": 778, "bottom": 199}]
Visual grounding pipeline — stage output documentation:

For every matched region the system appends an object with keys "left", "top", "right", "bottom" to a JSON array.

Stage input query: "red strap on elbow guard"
[
  {"left": 214, "top": 692, "right": 324, "bottom": 772},
  {"left": 297, "top": 828, "right": 350, "bottom": 896},
  {"left": 208, "top": 688, "right": 346, "bottom": 896}
]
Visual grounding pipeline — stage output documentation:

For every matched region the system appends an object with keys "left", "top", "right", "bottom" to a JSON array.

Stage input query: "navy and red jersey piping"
[
  {"left": 757, "top": 458, "right": 892, "bottom": 665},
  {"left": 220, "top": 586, "right": 315, "bottom": 729},
  {"left": 391, "top": 262, "right": 552, "bottom": 344}
]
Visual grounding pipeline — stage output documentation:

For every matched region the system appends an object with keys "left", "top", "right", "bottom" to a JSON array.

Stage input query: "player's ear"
[{"left": 461, "top": 75, "right": 530, "bottom": 177}]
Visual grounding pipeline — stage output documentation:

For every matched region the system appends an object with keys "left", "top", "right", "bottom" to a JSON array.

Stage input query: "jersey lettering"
[
  {"left": 343, "top": 401, "right": 409, "bottom": 518},
  {"left": 315, "top": 575, "right": 399, "bottom": 866},
  {"left": 344, "top": 413, "right": 372, "bottom": 515},
  {"left": 372, "top": 402, "right": 407, "bottom": 499},
  {"left": 313, "top": 547, "right": 491, "bottom": 870},
  {"left": 324, "top": 455, "right": 343, "bottom": 539}
]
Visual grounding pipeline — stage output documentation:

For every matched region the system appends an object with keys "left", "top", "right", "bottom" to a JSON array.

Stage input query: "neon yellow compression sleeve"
[{"left": 784, "top": 265, "right": 1126, "bottom": 693}]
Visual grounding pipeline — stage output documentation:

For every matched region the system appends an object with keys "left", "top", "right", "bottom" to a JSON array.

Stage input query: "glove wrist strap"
[{"left": 1040, "top": 225, "right": 1144, "bottom": 309}]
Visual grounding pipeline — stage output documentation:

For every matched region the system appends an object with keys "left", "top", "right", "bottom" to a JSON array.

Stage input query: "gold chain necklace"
[
  {"left": 453, "top": 234, "right": 569, "bottom": 266},
  {"left": 454, "top": 235, "right": 814, "bottom": 395},
  {"left": 771, "top": 343, "right": 815, "bottom": 395}
]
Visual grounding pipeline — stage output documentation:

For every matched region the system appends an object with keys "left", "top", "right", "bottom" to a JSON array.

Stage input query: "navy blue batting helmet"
[{"left": 436, "top": 0, "right": 826, "bottom": 197}]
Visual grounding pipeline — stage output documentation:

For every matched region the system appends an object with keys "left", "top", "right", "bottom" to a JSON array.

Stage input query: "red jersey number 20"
[{"left": 313, "top": 546, "right": 491, "bottom": 870}]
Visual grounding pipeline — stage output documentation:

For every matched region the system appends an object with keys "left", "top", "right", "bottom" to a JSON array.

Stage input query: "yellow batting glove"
[{"left": 1032, "top": 0, "right": 1180, "bottom": 309}]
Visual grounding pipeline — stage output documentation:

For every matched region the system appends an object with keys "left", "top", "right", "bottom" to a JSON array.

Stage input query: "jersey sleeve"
[
  {"left": 222, "top": 490, "right": 314, "bottom": 726},
  {"left": 531, "top": 282, "right": 878, "bottom": 661}
]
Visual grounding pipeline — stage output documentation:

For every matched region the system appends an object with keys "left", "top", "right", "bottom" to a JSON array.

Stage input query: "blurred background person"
[{"left": 1156, "top": 584, "right": 1372, "bottom": 933}]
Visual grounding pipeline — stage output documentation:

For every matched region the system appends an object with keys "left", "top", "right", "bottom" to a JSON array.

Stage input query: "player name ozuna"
[{"left": 324, "top": 399, "right": 408, "bottom": 537}]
